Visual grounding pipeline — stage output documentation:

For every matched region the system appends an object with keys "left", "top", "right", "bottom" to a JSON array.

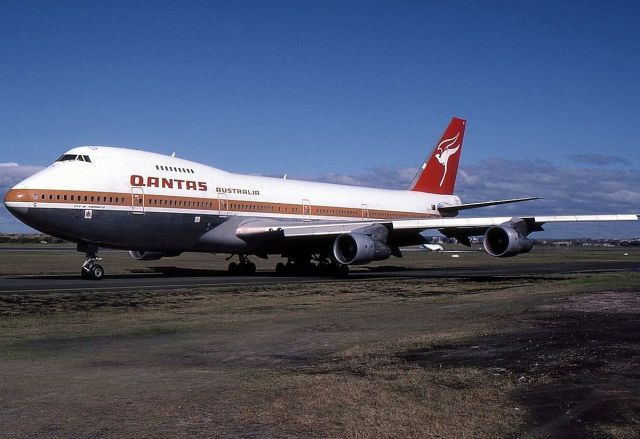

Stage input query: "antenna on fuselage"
[
  {"left": 171, "top": 152, "right": 176, "bottom": 157},
  {"left": 283, "top": 174, "right": 287, "bottom": 179}
]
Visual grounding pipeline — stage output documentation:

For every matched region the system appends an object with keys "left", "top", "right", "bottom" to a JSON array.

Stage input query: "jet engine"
[
  {"left": 128, "top": 250, "right": 182, "bottom": 260},
  {"left": 483, "top": 225, "right": 533, "bottom": 258},
  {"left": 332, "top": 233, "right": 392, "bottom": 265}
]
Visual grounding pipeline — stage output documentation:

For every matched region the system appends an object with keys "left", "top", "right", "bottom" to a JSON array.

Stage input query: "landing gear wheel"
[
  {"left": 244, "top": 262, "right": 256, "bottom": 275},
  {"left": 90, "top": 264, "right": 104, "bottom": 280},
  {"left": 79, "top": 245, "right": 104, "bottom": 280},
  {"left": 228, "top": 257, "right": 255, "bottom": 275},
  {"left": 336, "top": 264, "right": 349, "bottom": 277},
  {"left": 275, "top": 262, "right": 285, "bottom": 275}
]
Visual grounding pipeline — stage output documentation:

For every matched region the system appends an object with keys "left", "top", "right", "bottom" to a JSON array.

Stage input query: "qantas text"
[{"left": 130, "top": 175, "right": 208, "bottom": 191}]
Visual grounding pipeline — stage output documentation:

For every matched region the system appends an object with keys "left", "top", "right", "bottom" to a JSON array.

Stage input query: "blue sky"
[{"left": 1, "top": 1, "right": 640, "bottom": 237}]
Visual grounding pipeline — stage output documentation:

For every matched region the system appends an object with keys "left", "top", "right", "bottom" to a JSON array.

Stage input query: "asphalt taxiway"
[{"left": 1, "top": 259, "right": 638, "bottom": 293}]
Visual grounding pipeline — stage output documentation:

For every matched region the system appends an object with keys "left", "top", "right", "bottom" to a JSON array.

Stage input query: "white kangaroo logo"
[{"left": 434, "top": 132, "right": 460, "bottom": 187}]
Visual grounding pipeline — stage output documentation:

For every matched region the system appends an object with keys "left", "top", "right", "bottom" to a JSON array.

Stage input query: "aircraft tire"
[
  {"left": 244, "top": 262, "right": 256, "bottom": 275},
  {"left": 275, "top": 262, "right": 285, "bottom": 275},
  {"left": 336, "top": 264, "right": 349, "bottom": 278},
  {"left": 90, "top": 264, "right": 104, "bottom": 280}
]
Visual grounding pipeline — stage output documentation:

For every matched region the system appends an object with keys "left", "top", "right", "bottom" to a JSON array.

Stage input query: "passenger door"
[
  {"left": 302, "top": 199, "right": 311, "bottom": 222},
  {"left": 131, "top": 187, "right": 144, "bottom": 214},
  {"left": 361, "top": 204, "right": 369, "bottom": 220},
  {"left": 217, "top": 192, "right": 229, "bottom": 217}
]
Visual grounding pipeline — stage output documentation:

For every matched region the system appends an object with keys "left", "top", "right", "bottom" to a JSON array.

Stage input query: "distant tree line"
[{"left": 0, "top": 234, "right": 67, "bottom": 244}]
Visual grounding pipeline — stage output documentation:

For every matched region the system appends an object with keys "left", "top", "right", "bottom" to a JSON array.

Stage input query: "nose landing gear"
[{"left": 80, "top": 246, "right": 104, "bottom": 280}]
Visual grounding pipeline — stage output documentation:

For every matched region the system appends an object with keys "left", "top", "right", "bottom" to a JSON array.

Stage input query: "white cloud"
[
  {"left": 302, "top": 158, "right": 640, "bottom": 216},
  {"left": 1, "top": 163, "right": 44, "bottom": 233},
  {"left": 0, "top": 163, "right": 44, "bottom": 186},
  {"left": 304, "top": 158, "right": 640, "bottom": 238}
]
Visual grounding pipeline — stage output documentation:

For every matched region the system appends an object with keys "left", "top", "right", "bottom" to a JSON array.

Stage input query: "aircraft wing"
[{"left": 236, "top": 214, "right": 640, "bottom": 243}]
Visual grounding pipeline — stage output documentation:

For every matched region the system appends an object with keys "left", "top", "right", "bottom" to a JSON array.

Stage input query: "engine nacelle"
[
  {"left": 128, "top": 250, "right": 181, "bottom": 261},
  {"left": 332, "top": 233, "right": 392, "bottom": 265},
  {"left": 483, "top": 226, "right": 533, "bottom": 257}
]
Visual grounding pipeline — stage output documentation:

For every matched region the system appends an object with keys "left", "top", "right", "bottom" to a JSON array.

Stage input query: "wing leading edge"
[{"left": 237, "top": 214, "right": 639, "bottom": 241}]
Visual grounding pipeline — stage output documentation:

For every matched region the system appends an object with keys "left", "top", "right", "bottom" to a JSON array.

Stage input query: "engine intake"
[
  {"left": 483, "top": 225, "right": 533, "bottom": 257},
  {"left": 333, "top": 233, "right": 391, "bottom": 265},
  {"left": 128, "top": 250, "right": 181, "bottom": 261}
]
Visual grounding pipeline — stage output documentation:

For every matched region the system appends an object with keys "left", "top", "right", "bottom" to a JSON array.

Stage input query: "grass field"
[{"left": 1, "top": 247, "right": 640, "bottom": 437}]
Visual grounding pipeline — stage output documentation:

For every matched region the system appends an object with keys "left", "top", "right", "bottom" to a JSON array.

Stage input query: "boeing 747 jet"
[{"left": 4, "top": 118, "right": 638, "bottom": 279}]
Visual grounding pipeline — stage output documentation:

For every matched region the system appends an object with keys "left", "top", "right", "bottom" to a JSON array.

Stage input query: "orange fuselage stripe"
[{"left": 4, "top": 188, "right": 439, "bottom": 220}]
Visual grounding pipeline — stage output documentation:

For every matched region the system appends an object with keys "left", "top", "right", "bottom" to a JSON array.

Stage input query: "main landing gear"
[
  {"left": 227, "top": 254, "right": 256, "bottom": 275},
  {"left": 275, "top": 256, "right": 349, "bottom": 277},
  {"left": 81, "top": 247, "right": 104, "bottom": 280}
]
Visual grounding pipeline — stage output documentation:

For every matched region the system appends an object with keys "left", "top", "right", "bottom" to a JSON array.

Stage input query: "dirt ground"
[{"left": 1, "top": 248, "right": 640, "bottom": 437}]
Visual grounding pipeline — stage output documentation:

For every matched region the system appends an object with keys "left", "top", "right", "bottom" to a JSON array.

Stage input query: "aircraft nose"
[{"left": 4, "top": 184, "right": 30, "bottom": 218}]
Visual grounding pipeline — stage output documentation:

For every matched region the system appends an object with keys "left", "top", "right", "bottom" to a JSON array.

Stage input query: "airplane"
[{"left": 4, "top": 117, "right": 638, "bottom": 280}]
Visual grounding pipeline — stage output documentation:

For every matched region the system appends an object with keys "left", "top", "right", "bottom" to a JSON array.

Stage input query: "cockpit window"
[
  {"left": 56, "top": 154, "right": 77, "bottom": 162},
  {"left": 55, "top": 154, "right": 92, "bottom": 163}
]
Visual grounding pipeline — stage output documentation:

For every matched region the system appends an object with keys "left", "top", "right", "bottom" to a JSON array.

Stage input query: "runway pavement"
[{"left": 2, "top": 259, "right": 638, "bottom": 293}]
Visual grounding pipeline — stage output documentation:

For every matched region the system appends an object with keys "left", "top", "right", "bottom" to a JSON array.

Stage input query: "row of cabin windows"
[
  {"left": 228, "top": 203, "right": 280, "bottom": 212},
  {"left": 221, "top": 204, "right": 413, "bottom": 218},
  {"left": 149, "top": 199, "right": 212, "bottom": 208},
  {"left": 156, "top": 165, "right": 194, "bottom": 173},
  {"left": 37, "top": 193, "right": 124, "bottom": 203},
  {"left": 35, "top": 192, "right": 417, "bottom": 218},
  {"left": 316, "top": 207, "right": 412, "bottom": 218}
]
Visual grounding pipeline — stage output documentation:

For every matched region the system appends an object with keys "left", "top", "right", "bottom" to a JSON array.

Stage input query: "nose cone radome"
[{"left": 4, "top": 184, "right": 30, "bottom": 218}]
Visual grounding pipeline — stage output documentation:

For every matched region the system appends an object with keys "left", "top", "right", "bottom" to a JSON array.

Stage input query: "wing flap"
[
  {"left": 532, "top": 214, "right": 639, "bottom": 223},
  {"left": 392, "top": 216, "right": 517, "bottom": 230},
  {"left": 392, "top": 214, "right": 639, "bottom": 231},
  {"left": 236, "top": 220, "right": 380, "bottom": 239}
]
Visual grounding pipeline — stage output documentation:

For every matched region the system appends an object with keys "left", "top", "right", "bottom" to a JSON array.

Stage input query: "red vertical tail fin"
[{"left": 410, "top": 117, "right": 466, "bottom": 195}]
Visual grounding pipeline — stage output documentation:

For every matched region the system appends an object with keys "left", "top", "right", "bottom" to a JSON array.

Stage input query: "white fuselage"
[{"left": 6, "top": 146, "right": 460, "bottom": 252}]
